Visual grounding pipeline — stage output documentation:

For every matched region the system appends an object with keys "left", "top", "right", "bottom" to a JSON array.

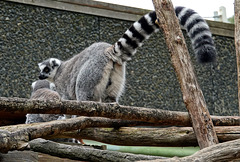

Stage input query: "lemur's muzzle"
[{"left": 39, "top": 73, "right": 48, "bottom": 80}]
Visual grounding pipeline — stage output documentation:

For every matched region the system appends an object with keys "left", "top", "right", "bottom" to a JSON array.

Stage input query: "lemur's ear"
[
  {"left": 50, "top": 58, "right": 61, "bottom": 68},
  {"left": 31, "top": 81, "right": 37, "bottom": 89},
  {"left": 38, "top": 63, "right": 42, "bottom": 68}
]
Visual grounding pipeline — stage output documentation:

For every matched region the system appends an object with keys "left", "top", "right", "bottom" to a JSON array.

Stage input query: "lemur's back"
[{"left": 54, "top": 42, "right": 112, "bottom": 100}]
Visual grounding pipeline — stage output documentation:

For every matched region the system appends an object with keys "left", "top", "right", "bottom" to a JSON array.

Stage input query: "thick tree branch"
[
  {"left": 52, "top": 126, "right": 240, "bottom": 147},
  {"left": 0, "top": 97, "right": 240, "bottom": 127},
  {"left": 28, "top": 138, "right": 164, "bottom": 162},
  {"left": 0, "top": 97, "right": 189, "bottom": 126},
  {"left": 152, "top": 0, "right": 218, "bottom": 149}
]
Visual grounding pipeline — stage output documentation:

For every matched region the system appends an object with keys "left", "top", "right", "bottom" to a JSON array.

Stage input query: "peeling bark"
[
  {"left": 28, "top": 138, "right": 164, "bottom": 162},
  {"left": 152, "top": 0, "right": 218, "bottom": 149}
]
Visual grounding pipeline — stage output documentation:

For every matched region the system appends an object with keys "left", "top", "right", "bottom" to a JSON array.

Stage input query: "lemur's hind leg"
[
  {"left": 93, "top": 61, "right": 114, "bottom": 102},
  {"left": 75, "top": 58, "right": 112, "bottom": 102}
]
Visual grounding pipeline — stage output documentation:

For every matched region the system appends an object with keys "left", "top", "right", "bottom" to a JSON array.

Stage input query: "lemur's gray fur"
[
  {"left": 38, "top": 7, "right": 217, "bottom": 103},
  {"left": 25, "top": 80, "right": 63, "bottom": 124}
]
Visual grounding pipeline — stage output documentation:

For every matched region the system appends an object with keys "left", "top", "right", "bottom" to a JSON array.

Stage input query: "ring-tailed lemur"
[
  {"left": 25, "top": 80, "right": 63, "bottom": 124},
  {"left": 26, "top": 80, "right": 84, "bottom": 144},
  {"left": 38, "top": 7, "right": 217, "bottom": 103}
]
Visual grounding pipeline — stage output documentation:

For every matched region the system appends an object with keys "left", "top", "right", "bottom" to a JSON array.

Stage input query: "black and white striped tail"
[
  {"left": 113, "top": 6, "right": 216, "bottom": 63},
  {"left": 175, "top": 7, "right": 216, "bottom": 63}
]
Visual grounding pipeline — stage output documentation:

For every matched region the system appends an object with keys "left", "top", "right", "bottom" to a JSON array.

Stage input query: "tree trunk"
[
  {"left": 53, "top": 126, "right": 240, "bottom": 147},
  {"left": 235, "top": 0, "right": 240, "bottom": 115},
  {"left": 0, "top": 97, "right": 240, "bottom": 126},
  {"left": 28, "top": 138, "right": 164, "bottom": 162},
  {"left": 152, "top": 0, "right": 218, "bottom": 149}
]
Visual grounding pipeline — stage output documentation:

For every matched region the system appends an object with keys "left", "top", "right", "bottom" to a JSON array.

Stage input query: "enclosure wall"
[{"left": 0, "top": 0, "right": 236, "bottom": 115}]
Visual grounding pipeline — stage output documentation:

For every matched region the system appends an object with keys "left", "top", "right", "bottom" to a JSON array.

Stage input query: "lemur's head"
[
  {"left": 38, "top": 58, "right": 62, "bottom": 82},
  {"left": 31, "top": 80, "right": 56, "bottom": 92}
]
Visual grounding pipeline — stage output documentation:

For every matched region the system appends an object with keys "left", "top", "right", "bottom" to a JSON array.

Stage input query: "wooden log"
[
  {"left": 152, "top": 0, "right": 218, "bottom": 149},
  {"left": 0, "top": 97, "right": 240, "bottom": 126},
  {"left": 52, "top": 126, "right": 240, "bottom": 147},
  {"left": 0, "top": 97, "right": 190, "bottom": 126},
  {"left": 235, "top": 0, "right": 240, "bottom": 115},
  {"left": 1, "top": 114, "right": 240, "bottom": 152},
  {"left": 0, "top": 116, "right": 157, "bottom": 153},
  {"left": 28, "top": 138, "right": 164, "bottom": 162}
]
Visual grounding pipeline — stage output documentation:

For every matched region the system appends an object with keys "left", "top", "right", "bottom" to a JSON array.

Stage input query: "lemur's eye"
[{"left": 43, "top": 67, "right": 50, "bottom": 73}]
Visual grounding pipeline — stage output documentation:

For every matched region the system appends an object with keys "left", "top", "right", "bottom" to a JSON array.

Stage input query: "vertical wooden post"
[
  {"left": 152, "top": 0, "right": 219, "bottom": 149},
  {"left": 235, "top": 0, "right": 240, "bottom": 115}
]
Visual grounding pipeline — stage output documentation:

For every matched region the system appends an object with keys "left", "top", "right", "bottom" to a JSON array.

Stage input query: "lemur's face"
[{"left": 38, "top": 58, "right": 61, "bottom": 82}]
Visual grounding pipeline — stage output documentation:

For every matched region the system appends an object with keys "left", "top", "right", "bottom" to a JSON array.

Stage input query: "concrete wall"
[{"left": 0, "top": 0, "right": 237, "bottom": 116}]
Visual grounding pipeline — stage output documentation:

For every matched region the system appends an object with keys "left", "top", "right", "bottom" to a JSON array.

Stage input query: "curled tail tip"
[{"left": 196, "top": 46, "right": 217, "bottom": 64}]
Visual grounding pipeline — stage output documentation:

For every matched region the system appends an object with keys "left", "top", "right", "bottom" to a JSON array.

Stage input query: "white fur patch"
[
  {"left": 31, "top": 81, "right": 37, "bottom": 89},
  {"left": 133, "top": 22, "right": 150, "bottom": 39},
  {"left": 119, "top": 38, "right": 127, "bottom": 48},
  {"left": 177, "top": 7, "right": 190, "bottom": 21},
  {"left": 144, "top": 14, "right": 153, "bottom": 26},
  {"left": 184, "top": 13, "right": 203, "bottom": 29},
  {"left": 50, "top": 58, "right": 61, "bottom": 66},
  {"left": 191, "top": 30, "right": 212, "bottom": 44},
  {"left": 118, "top": 38, "right": 136, "bottom": 55},
  {"left": 38, "top": 64, "right": 46, "bottom": 71},
  {"left": 189, "top": 21, "right": 210, "bottom": 38},
  {"left": 49, "top": 82, "right": 56, "bottom": 90},
  {"left": 113, "top": 43, "right": 122, "bottom": 56},
  {"left": 125, "top": 30, "right": 133, "bottom": 39},
  {"left": 144, "top": 13, "right": 159, "bottom": 32},
  {"left": 125, "top": 29, "right": 143, "bottom": 47}
]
